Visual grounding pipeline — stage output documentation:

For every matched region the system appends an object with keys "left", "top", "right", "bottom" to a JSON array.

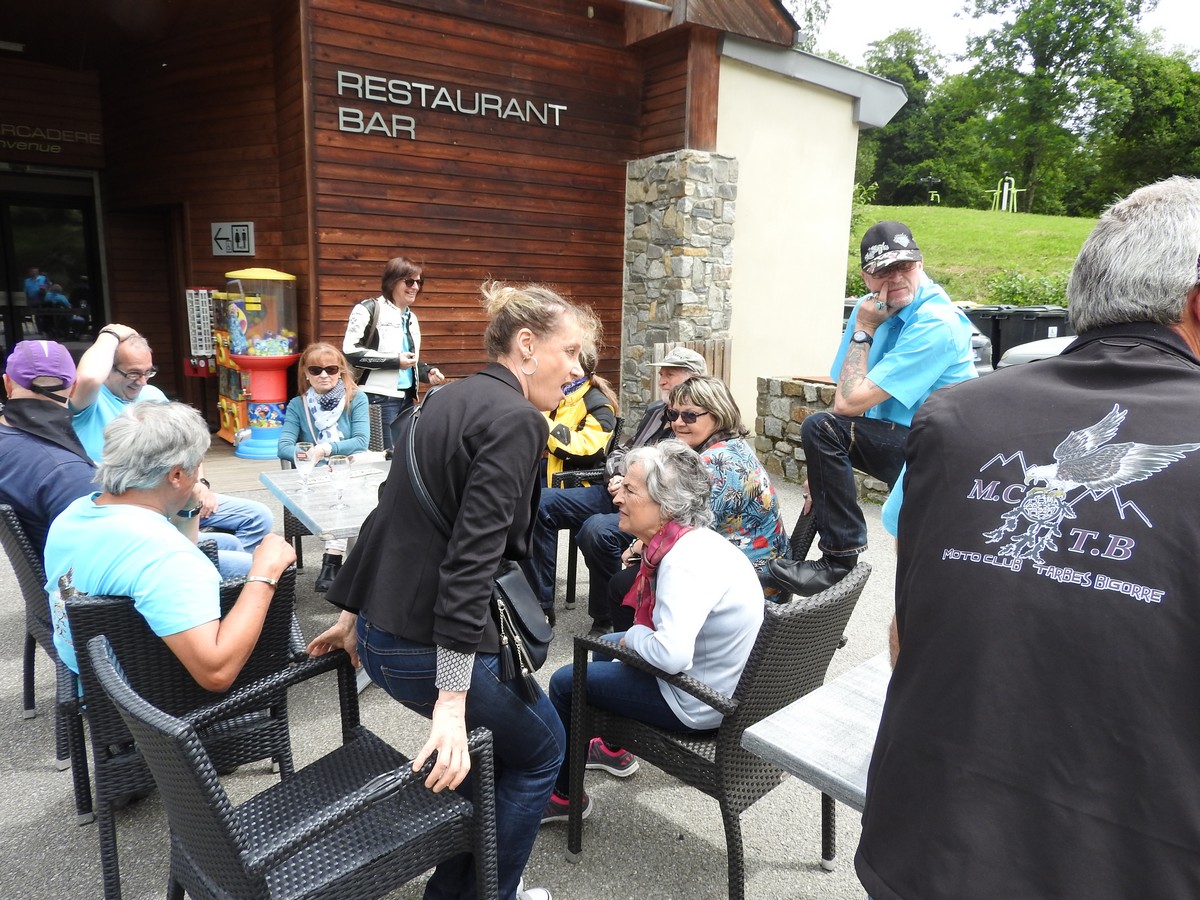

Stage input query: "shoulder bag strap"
[
  {"left": 405, "top": 404, "right": 453, "bottom": 539},
  {"left": 363, "top": 297, "right": 382, "bottom": 351}
]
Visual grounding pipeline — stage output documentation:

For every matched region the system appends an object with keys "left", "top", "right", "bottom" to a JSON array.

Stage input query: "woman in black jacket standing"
[{"left": 309, "top": 282, "right": 596, "bottom": 900}]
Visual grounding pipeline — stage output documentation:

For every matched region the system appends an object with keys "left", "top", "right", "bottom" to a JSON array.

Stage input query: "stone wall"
[
  {"left": 754, "top": 376, "right": 891, "bottom": 504},
  {"left": 620, "top": 149, "right": 737, "bottom": 422}
]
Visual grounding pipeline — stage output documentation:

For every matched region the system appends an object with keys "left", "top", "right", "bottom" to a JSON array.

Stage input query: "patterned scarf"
[
  {"left": 621, "top": 519, "right": 693, "bottom": 630},
  {"left": 305, "top": 380, "right": 346, "bottom": 443}
]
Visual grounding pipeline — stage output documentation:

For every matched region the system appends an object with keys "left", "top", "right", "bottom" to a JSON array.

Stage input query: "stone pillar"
[
  {"left": 620, "top": 149, "right": 737, "bottom": 422},
  {"left": 755, "top": 375, "right": 891, "bottom": 504}
]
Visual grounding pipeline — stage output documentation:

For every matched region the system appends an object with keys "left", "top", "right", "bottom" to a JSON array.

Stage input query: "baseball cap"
[
  {"left": 5, "top": 340, "right": 76, "bottom": 392},
  {"left": 860, "top": 220, "right": 922, "bottom": 274},
  {"left": 648, "top": 347, "right": 707, "bottom": 376}
]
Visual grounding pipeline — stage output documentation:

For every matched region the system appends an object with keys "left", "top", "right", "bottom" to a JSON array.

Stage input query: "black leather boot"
[
  {"left": 314, "top": 553, "right": 342, "bottom": 593},
  {"left": 768, "top": 555, "right": 855, "bottom": 597}
]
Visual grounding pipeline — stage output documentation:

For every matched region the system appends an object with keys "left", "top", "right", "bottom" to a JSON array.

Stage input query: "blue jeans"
[
  {"left": 357, "top": 619, "right": 564, "bottom": 900},
  {"left": 576, "top": 512, "right": 635, "bottom": 620},
  {"left": 520, "top": 483, "right": 614, "bottom": 616},
  {"left": 200, "top": 494, "right": 273, "bottom": 552},
  {"left": 800, "top": 412, "right": 907, "bottom": 557},
  {"left": 548, "top": 632, "right": 692, "bottom": 795},
  {"left": 206, "top": 532, "right": 253, "bottom": 579},
  {"left": 367, "top": 392, "right": 413, "bottom": 452}
]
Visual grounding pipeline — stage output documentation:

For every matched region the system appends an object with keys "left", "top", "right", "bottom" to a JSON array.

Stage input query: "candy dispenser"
[{"left": 215, "top": 267, "right": 300, "bottom": 459}]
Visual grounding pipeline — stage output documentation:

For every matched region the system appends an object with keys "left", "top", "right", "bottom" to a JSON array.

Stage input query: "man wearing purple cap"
[
  {"left": 769, "top": 221, "right": 976, "bottom": 596},
  {"left": 0, "top": 340, "right": 98, "bottom": 552}
]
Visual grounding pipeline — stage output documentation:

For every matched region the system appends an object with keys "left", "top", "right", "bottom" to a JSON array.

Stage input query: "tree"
[
  {"left": 1076, "top": 39, "right": 1200, "bottom": 212},
  {"left": 964, "top": 0, "right": 1153, "bottom": 212},
  {"left": 783, "top": 0, "right": 831, "bottom": 52},
  {"left": 857, "top": 29, "right": 946, "bottom": 204}
]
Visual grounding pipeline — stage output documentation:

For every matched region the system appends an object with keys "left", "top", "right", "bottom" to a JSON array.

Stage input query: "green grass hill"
[{"left": 850, "top": 205, "right": 1097, "bottom": 304}]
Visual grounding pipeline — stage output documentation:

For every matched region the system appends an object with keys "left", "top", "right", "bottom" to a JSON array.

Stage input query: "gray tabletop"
[
  {"left": 741, "top": 651, "right": 892, "bottom": 813},
  {"left": 258, "top": 460, "right": 390, "bottom": 541}
]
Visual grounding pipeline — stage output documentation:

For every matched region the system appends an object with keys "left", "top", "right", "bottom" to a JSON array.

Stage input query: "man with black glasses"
[
  {"left": 769, "top": 221, "right": 976, "bottom": 596},
  {"left": 69, "top": 324, "right": 270, "bottom": 577}
]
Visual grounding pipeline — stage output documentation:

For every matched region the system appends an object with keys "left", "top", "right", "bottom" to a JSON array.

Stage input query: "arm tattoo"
[{"left": 839, "top": 341, "right": 871, "bottom": 400}]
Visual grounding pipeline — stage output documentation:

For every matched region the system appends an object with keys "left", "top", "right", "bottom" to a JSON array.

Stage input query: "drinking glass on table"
[
  {"left": 327, "top": 455, "right": 351, "bottom": 510},
  {"left": 294, "top": 442, "right": 316, "bottom": 492}
]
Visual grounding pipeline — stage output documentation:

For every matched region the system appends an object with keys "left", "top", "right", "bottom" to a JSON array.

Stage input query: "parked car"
[
  {"left": 996, "top": 335, "right": 1074, "bottom": 368},
  {"left": 968, "top": 323, "right": 993, "bottom": 375}
]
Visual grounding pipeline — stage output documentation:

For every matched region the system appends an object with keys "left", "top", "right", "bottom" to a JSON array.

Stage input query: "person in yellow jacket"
[{"left": 543, "top": 350, "right": 619, "bottom": 488}]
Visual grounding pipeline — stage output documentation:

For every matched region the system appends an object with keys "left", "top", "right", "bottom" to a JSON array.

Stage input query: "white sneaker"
[{"left": 516, "top": 877, "right": 553, "bottom": 900}]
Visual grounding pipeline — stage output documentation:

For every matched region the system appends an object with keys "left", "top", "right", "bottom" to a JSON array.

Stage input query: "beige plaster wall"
[{"left": 716, "top": 58, "right": 860, "bottom": 430}]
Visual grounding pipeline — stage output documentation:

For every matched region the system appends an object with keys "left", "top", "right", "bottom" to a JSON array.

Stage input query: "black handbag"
[{"left": 404, "top": 403, "right": 552, "bottom": 701}]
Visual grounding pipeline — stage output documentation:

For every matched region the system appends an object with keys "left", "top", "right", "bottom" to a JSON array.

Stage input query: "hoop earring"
[{"left": 521, "top": 356, "right": 539, "bottom": 376}]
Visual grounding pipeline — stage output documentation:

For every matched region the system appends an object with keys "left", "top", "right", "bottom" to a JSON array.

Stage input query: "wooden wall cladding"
[
  {"left": 0, "top": 58, "right": 104, "bottom": 169},
  {"left": 98, "top": 13, "right": 284, "bottom": 293},
  {"left": 638, "top": 35, "right": 689, "bottom": 157},
  {"left": 104, "top": 209, "right": 182, "bottom": 399},
  {"left": 308, "top": 0, "right": 641, "bottom": 382}
]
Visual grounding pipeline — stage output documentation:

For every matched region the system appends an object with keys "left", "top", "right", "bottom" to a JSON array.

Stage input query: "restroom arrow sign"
[{"left": 211, "top": 222, "right": 255, "bottom": 256}]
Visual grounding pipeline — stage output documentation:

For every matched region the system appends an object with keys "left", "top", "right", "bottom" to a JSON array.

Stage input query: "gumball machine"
[{"left": 218, "top": 267, "right": 300, "bottom": 460}]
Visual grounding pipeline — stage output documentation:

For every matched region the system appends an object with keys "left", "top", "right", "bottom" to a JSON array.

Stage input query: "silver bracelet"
[{"left": 245, "top": 575, "right": 278, "bottom": 588}]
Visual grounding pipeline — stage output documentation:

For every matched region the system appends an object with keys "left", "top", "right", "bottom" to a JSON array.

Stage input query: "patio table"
[
  {"left": 258, "top": 460, "right": 389, "bottom": 542},
  {"left": 741, "top": 651, "right": 892, "bottom": 866},
  {"left": 259, "top": 460, "right": 389, "bottom": 692}
]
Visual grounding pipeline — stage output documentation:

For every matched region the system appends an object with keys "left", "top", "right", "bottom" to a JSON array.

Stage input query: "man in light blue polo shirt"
[
  {"left": 69, "top": 324, "right": 272, "bottom": 578},
  {"left": 769, "top": 221, "right": 976, "bottom": 596}
]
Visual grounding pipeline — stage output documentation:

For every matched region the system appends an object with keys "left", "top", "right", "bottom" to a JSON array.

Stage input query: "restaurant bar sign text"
[{"left": 336, "top": 70, "right": 567, "bottom": 140}]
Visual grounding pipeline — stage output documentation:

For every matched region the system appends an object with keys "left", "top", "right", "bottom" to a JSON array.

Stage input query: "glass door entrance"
[{"left": 0, "top": 172, "right": 105, "bottom": 376}]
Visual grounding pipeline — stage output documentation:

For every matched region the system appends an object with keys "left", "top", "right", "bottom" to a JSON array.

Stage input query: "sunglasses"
[
  {"left": 113, "top": 365, "right": 158, "bottom": 381},
  {"left": 871, "top": 260, "right": 918, "bottom": 278},
  {"left": 403, "top": 277, "right": 423, "bottom": 289},
  {"left": 665, "top": 408, "right": 710, "bottom": 425},
  {"left": 307, "top": 365, "right": 341, "bottom": 377}
]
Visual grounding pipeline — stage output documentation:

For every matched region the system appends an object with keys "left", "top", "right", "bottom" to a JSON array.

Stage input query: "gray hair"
[
  {"left": 1068, "top": 176, "right": 1200, "bottom": 333},
  {"left": 97, "top": 401, "right": 210, "bottom": 494},
  {"left": 622, "top": 439, "right": 714, "bottom": 529}
]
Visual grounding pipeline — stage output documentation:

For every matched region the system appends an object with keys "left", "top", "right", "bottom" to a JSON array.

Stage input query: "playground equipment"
[{"left": 987, "top": 172, "right": 1026, "bottom": 212}]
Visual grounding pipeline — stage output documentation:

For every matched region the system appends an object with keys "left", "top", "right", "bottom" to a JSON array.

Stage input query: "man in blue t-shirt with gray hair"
[{"left": 768, "top": 220, "right": 976, "bottom": 596}]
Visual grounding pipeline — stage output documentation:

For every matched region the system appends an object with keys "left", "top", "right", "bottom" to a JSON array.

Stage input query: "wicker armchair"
[
  {"left": 566, "top": 563, "right": 871, "bottom": 900},
  {"left": 548, "top": 415, "right": 623, "bottom": 609},
  {"left": 87, "top": 634, "right": 497, "bottom": 900},
  {"left": 282, "top": 403, "right": 384, "bottom": 569},
  {"left": 65, "top": 566, "right": 353, "bottom": 900},
  {"left": 0, "top": 503, "right": 91, "bottom": 821}
]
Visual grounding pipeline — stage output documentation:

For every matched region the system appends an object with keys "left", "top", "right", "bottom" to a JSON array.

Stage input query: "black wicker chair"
[
  {"left": 65, "top": 566, "right": 348, "bottom": 900},
  {"left": 282, "top": 403, "right": 385, "bottom": 569},
  {"left": 87, "top": 634, "right": 498, "bottom": 900},
  {"left": 566, "top": 562, "right": 871, "bottom": 900},
  {"left": 548, "top": 415, "right": 623, "bottom": 609},
  {"left": 0, "top": 503, "right": 92, "bottom": 821}
]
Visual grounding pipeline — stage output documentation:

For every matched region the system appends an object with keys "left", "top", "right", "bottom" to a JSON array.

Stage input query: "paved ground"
[{"left": 0, "top": 463, "right": 891, "bottom": 899}]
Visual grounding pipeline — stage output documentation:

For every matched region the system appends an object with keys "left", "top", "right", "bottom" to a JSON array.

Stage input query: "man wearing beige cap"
[
  {"left": 521, "top": 346, "right": 706, "bottom": 632},
  {"left": 0, "top": 340, "right": 98, "bottom": 552}
]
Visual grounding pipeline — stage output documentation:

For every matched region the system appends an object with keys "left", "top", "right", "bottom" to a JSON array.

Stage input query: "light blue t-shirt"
[
  {"left": 830, "top": 276, "right": 976, "bottom": 428},
  {"left": 72, "top": 382, "right": 169, "bottom": 462},
  {"left": 44, "top": 494, "right": 221, "bottom": 672}
]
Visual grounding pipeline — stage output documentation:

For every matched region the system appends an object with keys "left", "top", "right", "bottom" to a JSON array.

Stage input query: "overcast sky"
[{"left": 817, "top": 0, "right": 1200, "bottom": 70}]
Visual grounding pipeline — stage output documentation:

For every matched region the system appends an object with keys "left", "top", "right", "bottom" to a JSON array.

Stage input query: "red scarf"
[{"left": 621, "top": 520, "right": 693, "bottom": 630}]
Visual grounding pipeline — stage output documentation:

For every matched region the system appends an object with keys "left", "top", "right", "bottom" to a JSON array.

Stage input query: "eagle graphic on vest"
[{"left": 985, "top": 404, "right": 1200, "bottom": 563}]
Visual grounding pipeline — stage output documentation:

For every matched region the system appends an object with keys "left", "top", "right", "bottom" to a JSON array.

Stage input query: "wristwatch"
[
  {"left": 175, "top": 502, "right": 204, "bottom": 519},
  {"left": 851, "top": 330, "right": 874, "bottom": 346}
]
